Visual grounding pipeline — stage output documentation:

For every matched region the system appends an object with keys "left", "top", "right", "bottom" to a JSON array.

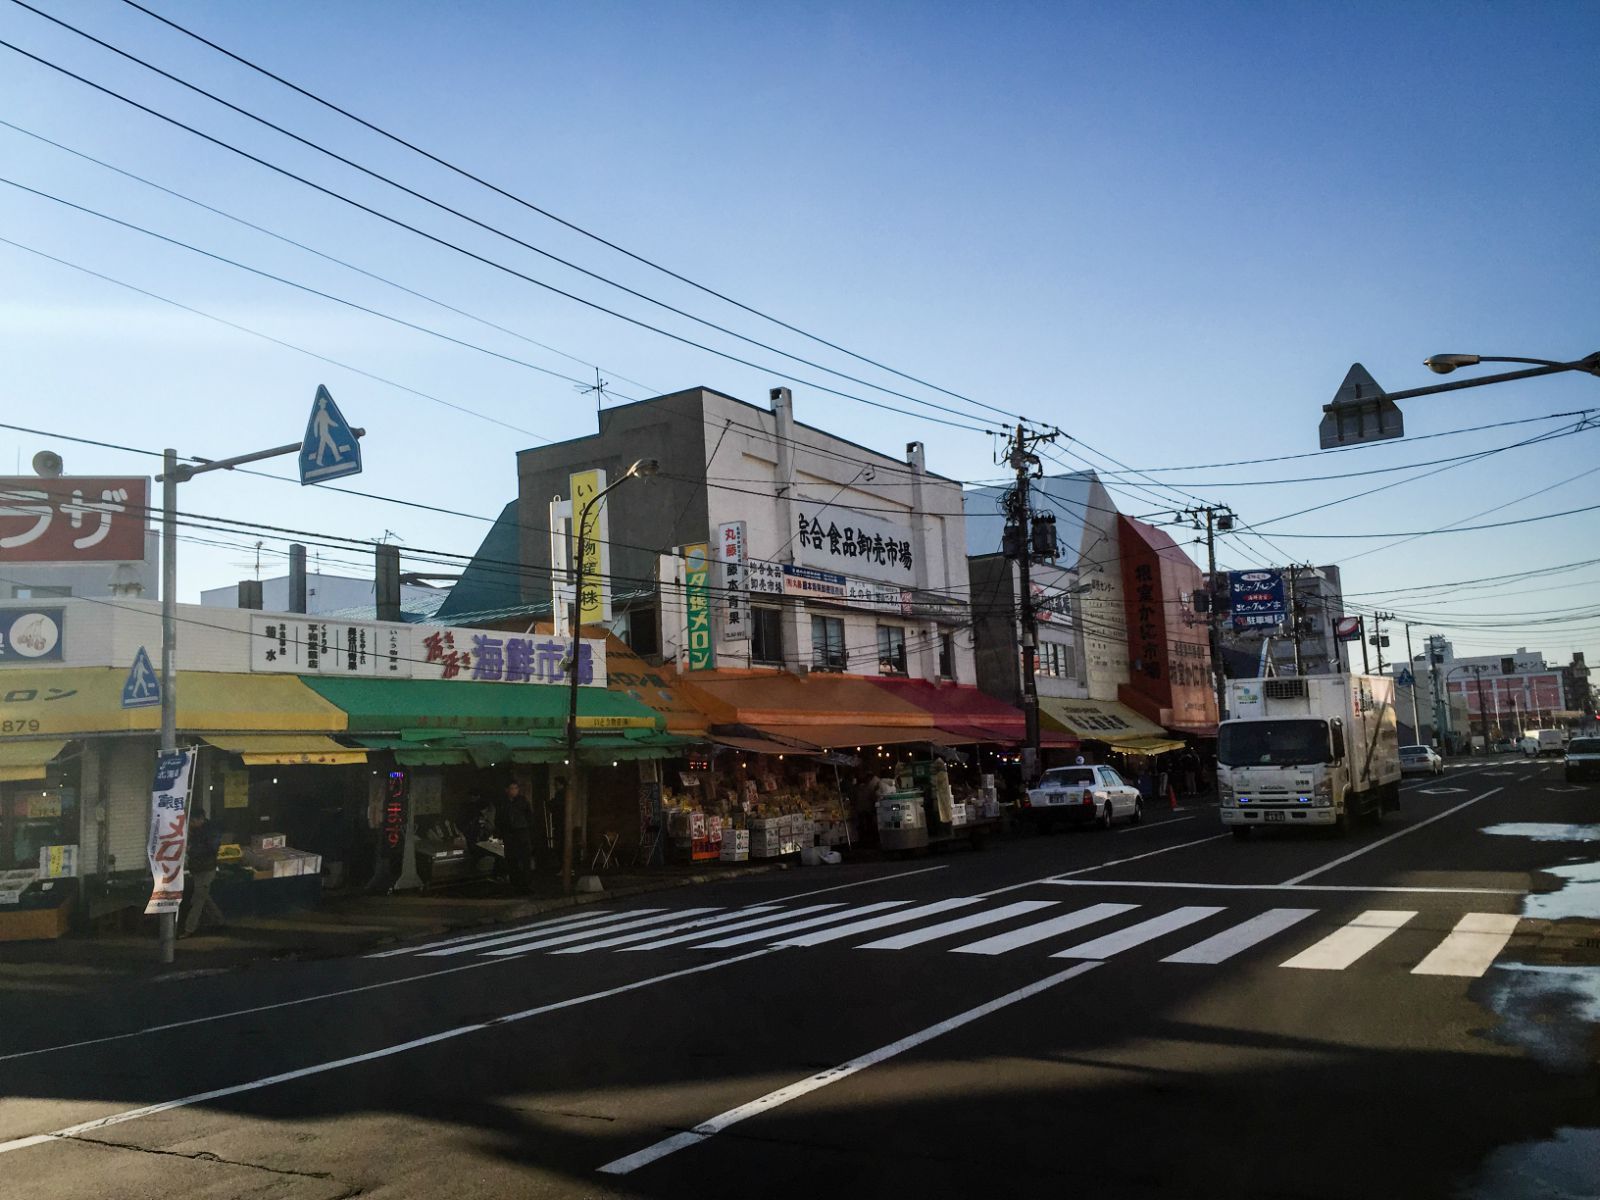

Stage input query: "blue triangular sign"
[
  {"left": 123, "top": 645, "right": 161, "bottom": 709},
  {"left": 300, "top": 385, "right": 363, "bottom": 484}
]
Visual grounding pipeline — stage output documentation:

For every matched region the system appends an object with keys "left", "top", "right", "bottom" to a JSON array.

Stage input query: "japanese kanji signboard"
[
  {"left": 1228, "top": 570, "right": 1286, "bottom": 631},
  {"left": 684, "top": 543, "right": 714, "bottom": 670},
  {"left": 144, "top": 749, "right": 196, "bottom": 916},
  {"left": 248, "top": 616, "right": 607, "bottom": 686},
  {"left": 793, "top": 506, "right": 915, "bottom": 585},
  {"left": 570, "top": 469, "right": 611, "bottom": 626},
  {"left": 717, "top": 520, "right": 748, "bottom": 641},
  {"left": 0, "top": 476, "right": 148, "bottom": 562}
]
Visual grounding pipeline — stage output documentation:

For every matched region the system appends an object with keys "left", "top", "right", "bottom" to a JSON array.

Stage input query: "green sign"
[{"left": 685, "top": 543, "right": 714, "bottom": 670}]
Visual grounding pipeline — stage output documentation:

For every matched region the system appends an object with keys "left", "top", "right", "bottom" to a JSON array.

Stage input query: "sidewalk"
[{"left": 0, "top": 862, "right": 776, "bottom": 986}]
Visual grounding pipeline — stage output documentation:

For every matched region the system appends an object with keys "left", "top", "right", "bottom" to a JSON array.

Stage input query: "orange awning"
[{"left": 679, "top": 671, "right": 935, "bottom": 730}]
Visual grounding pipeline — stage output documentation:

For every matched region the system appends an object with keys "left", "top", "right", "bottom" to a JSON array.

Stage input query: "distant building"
[
  {"left": 200, "top": 573, "right": 444, "bottom": 621},
  {"left": 1409, "top": 639, "right": 1571, "bottom": 746}
]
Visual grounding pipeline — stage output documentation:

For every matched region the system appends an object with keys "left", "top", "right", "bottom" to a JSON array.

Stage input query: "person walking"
[
  {"left": 498, "top": 780, "right": 535, "bottom": 892},
  {"left": 181, "top": 806, "right": 225, "bottom": 937}
]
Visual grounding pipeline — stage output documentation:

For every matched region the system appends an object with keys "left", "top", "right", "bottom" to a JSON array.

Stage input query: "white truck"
[
  {"left": 1520, "top": 729, "right": 1565, "bottom": 757},
  {"left": 1218, "top": 675, "right": 1401, "bottom": 839}
]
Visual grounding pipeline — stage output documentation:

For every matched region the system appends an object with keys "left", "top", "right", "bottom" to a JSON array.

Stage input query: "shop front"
[{"left": 1037, "top": 695, "right": 1189, "bottom": 799}]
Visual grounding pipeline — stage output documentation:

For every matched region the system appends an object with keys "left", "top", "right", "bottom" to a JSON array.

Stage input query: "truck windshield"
[{"left": 1218, "top": 720, "right": 1331, "bottom": 766}]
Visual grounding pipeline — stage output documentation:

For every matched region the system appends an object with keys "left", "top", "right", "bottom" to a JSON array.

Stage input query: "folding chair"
[{"left": 590, "top": 831, "right": 620, "bottom": 871}]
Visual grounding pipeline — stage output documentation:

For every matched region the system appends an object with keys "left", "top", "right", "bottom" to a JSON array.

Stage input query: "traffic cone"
[{"left": 1168, "top": 784, "right": 1178, "bottom": 812}]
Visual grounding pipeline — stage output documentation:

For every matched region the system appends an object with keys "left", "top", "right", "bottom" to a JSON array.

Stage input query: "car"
[
  {"left": 1024, "top": 764, "right": 1143, "bottom": 830},
  {"left": 1399, "top": 744, "right": 1443, "bottom": 776},
  {"left": 1491, "top": 738, "right": 1518, "bottom": 755},
  {"left": 1565, "top": 736, "right": 1600, "bottom": 783}
]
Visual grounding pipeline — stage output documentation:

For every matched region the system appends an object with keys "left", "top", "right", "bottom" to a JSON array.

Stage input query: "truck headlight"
[
  {"left": 1314, "top": 779, "right": 1333, "bottom": 807},
  {"left": 1217, "top": 780, "right": 1235, "bottom": 806}
]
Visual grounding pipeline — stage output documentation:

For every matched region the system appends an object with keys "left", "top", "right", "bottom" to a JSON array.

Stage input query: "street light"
[
  {"left": 1424, "top": 352, "right": 1600, "bottom": 375},
  {"left": 562, "top": 458, "right": 658, "bottom": 893}
]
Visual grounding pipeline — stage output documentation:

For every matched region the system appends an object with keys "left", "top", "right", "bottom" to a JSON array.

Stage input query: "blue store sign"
[
  {"left": 0, "top": 607, "right": 64, "bottom": 664},
  {"left": 1228, "top": 571, "right": 1286, "bottom": 632}
]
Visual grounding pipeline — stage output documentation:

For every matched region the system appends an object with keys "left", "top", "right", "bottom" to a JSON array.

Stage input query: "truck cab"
[{"left": 1218, "top": 676, "right": 1401, "bottom": 839}]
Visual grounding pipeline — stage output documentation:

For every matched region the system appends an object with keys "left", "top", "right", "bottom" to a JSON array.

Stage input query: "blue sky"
[{"left": 2, "top": 1, "right": 1597, "bottom": 661}]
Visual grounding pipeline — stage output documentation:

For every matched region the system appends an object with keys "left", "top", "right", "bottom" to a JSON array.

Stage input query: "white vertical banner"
[
  {"left": 717, "top": 520, "right": 749, "bottom": 640},
  {"left": 550, "top": 496, "right": 573, "bottom": 637},
  {"left": 144, "top": 749, "right": 197, "bottom": 916}
]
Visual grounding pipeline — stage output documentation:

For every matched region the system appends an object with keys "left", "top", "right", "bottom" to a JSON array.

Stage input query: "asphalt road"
[{"left": 4, "top": 757, "right": 1598, "bottom": 1199}]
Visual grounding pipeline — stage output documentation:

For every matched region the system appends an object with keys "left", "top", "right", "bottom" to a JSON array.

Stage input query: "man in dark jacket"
[
  {"left": 498, "top": 781, "right": 535, "bottom": 892},
  {"left": 182, "top": 806, "right": 226, "bottom": 936}
]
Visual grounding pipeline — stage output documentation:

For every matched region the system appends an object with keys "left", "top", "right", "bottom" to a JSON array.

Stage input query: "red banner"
[{"left": 0, "top": 476, "right": 149, "bottom": 563}]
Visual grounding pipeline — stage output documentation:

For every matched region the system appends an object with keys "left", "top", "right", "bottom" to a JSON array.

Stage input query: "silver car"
[{"left": 1399, "top": 745, "right": 1443, "bottom": 776}]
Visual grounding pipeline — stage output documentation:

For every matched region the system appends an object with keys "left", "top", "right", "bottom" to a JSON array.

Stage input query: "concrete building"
[
  {"left": 1214, "top": 564, "right": 1349, "bottom": 678},
  {"left": 1407, "top": 638, "right": 1572, "bottom": 747}
]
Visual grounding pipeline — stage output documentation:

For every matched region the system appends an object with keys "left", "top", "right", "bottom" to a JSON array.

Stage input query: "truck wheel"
[{"left": 1231, "top": 826, "right": 1251, "bottom": 841}]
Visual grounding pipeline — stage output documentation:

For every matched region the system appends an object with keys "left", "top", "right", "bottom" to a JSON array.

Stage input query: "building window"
[
  {"left": 1037, "top": 641, "right": 1076, "bottom": 680},
  {"left": 811, "top": 616, "right": 846, "bottom": 671},
  {"left": 752, "top": 607, "right": 783, "bottom": 665},
  {"left": 625, "top": 605, "right": 659, "bottom": 657},
  {"left": 938, "top": 633, "right": 955, "bottom": 680},
  {"left": 9, "top": 585, "right": 70, "bottom": 599},
  {"left": 877, "top": 625, "right": 908, "bottom": 675}
]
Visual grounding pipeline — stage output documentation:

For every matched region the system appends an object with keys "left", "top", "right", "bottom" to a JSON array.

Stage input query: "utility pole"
[
  {"left": 1473, "top": 668, "right": 1491, "bottom": 750},
  {"left": 1002, "top": 422, "right": 1061, "bottom": 784},
  {"left": 1428, "top": 636, "right": 1449, "bottom": 751},
  {"left": 1371, "top": 610, "right": 1394, "bottom": 673},
  {"left": 1182, "top": 505, "right": 1233, "bottom": 723},
  {"left": 1287, "top": 564, "right": 1304, "bottom": 676},
  {"left": 1358, "top": 616, "right": 1371, "bottom": 674},
  {"left": 1403, "top": 622, "right": 1423, "bottom": 744}
]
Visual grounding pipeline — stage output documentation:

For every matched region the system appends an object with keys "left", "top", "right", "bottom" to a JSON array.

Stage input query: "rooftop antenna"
[{"left": 578, "top": 368, "right": 612, "bottom": 420}]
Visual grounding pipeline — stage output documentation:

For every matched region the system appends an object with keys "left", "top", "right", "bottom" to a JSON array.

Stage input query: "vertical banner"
[
  {"left": 570, "top": 470, "right": 611, "bottom": 626},
  {"left": 549, "top": 496, "right": 573, "bottom": 637},
  {"left": 144, "top": 749, "right": 197, "bottom": 916},
  {"left": 684, "top": 542, "right": 714, "bottom": 670},
  {"left": 717, "top": 520, "right": 749, "bottom": 640}
]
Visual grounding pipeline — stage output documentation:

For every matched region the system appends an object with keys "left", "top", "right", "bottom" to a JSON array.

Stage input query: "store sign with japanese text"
[
  {"left": 570, "top": 470, "right": 611, "bottom": 625},
  {"left": 746, "top": 560, "right": 912, "bottom": 615},
  {"left": 1228, "top": 570, "right": 1286, "bottom": 631},
  {"left": 1118, "top": 516, "right": 1216, "bottom": 729},
  {"left": 0, "top": 607, "right": 64, "bottom": 665},
  {"left": 144, "top": 749, "right": 196, "bottom": 916},
  {"left": 717, "top": 520, "right": 749, "bottom": 641},
  {"left": 684, "top": 543, "right": 714, "bottom": 669},
  {"left": 249, "top": 616, "right": 606, "bottom": 687},
  {"left": 0, "top": 476, "right": 148, "bottom": 562},
  {"left": 793, "top": 506, "right": 916, "bottom": 585}
]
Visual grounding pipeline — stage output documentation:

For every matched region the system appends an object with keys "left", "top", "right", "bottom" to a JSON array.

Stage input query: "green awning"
[
  {"left": 304, "top": 677, "right": 664, "bottom": 734},
  {"left": 354, "top": 729, "right": 689, "bottom": 766}
]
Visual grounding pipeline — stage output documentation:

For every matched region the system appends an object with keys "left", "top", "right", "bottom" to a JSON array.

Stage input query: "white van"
[{"left": 1521, "top": 729, "right": 1565, "bottom": 757}]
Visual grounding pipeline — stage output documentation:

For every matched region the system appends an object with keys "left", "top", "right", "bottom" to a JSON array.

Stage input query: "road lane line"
[
  {"left": 777, "top": 864, "right": 948, "bottom": 901},
  {"left": 1043, "top": 880, "right": 1522, "bottom": 895},
  {"left": 1117, "top": 815, "right": 1194, "bottom": 833},
  {"left": 1051, "top": 906, "right": 1223, "bottom": 960},
  {"left": 1411, "top": 913, "right": 1522, "bottom": 977},
  {"left": 1280, "top": 910, "right": 1416, "bottom": 971},
  {"left": 859, "top": 901, "right": 1059, "bottom": 950},
  {"left": 481, "top": 908, "right": 723, "bottom": 958},
  {"left": 1280, "top": 789, "right": 1502, "bottom": 886},
  {"left": 365, "top": 908, "right": 642, "bottom": 958},
  {"left": 696, "top": 902, "right": 909, "bottom": 948},
  {"left": 1162, "top": 908, "right": 1318, "bottom": 964},
  {"left": 0, "top": 948, "right": 785, "bottom": 1157},
  {"left": 775, "top": 898, "right": 980, "bottom": 947},
  {"left": 621, "top": 904, "right": 847, "bottom": 951},
  {"left": 952, "top": 902, "right": 1137, "bottom": 956},
  {"left": 549, "top": 907, "right": 782, "bottom": 954},
  {"left": 595, "top": 961, "right": 1102, "bottom": 1176},
  {"left": 977, "top": 832, "right": 1232, "bottom": 899}
]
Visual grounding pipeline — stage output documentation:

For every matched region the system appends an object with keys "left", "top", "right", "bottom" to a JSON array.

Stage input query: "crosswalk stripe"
[
  {"left": 1161, "top": 908, "right": 1318, "bottom": 964},
  {"left": 549, "top": 907, "right": 783, "bottom": 954},
  {"left": 776, "top": 898, "right": 981, "bottom": 947},
  {"left": 1052, "top": 906, "right": 1223, "bottom": 960},
  {"left": 1411, "top": 913, "right": 1521, "bottom": 977},
  {"left": 858, "top": 901, "right": 1059, "bottom": 950},
  {"left": 695, "top": 902, "right": 910, "bottom": 949},
  {"left": 1280, "top": 909, "right": 1416, "bottom": 971},
  {"left": 450, "top": 908, "right": 719, "bottom": 959},
  {"left": 620, "top": 904, "right": 847, "bottom": 952},
  {"left": 951, "top": 903, "right": 1138, "bottom": 956},
  {"left": 366, "top": 908, "right": 643, "bottom": 958}
]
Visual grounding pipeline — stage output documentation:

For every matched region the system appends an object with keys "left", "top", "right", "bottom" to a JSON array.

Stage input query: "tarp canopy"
[
  {"left": 867, "top": 678, "right": 1079, "bottom": 748},
  {"left": 0, "top": 668, "right": 346, "bottom": 736},
  {"left": 304, "top": 676, "right": 663, "bottom": 734},
  {"left": 1111, "top": 736, "right": 1188, "bottom": 756},
  {"left": 0, "top": 739, "right": 68, "bottom": 782},
  {"left": 679, "top": 672, "right": 934, "bottom": 730},
  {"left": 355, "top": 729, "right": 689, "bottom": 766},
  {"left": 754, "top": 723, "right": 962, "bottom": 751},
  {"left": 1037, "top": 697, "right": 1169, "bottom": 746},
  {"left": 201, "top": 734, "right": 367, "bottom": 766}
]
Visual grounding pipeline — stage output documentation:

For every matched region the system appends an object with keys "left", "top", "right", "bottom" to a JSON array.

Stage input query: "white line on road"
[
  {"left": 775, "top": 898, "right": 980, "bottom": 947},
  {"left": 695, "top": 902, "right": 910, "bottom": 949},
  {"left": 1280, "top": 910, "right": 1416, "bottom": 971},
  {"left": 951, "top": 902, "right": 1137, "bottom": 956},
  {"left": 0, "top": 948, "right": 785, "bottom": 1157},
  {"left": 549, "top": 907, "right": 782, "bottom": 954},
  {"left": 365, "top": 908, "right": 645, "bottom": 958},
  {"left": 976, "top": 832, "right": 1231, "bottom": 899},
  {"left": 1161, "top": 908, "right": 1318, "bottom": 964},
  {"left": 1050, "top": 905, "right": 1223, "bottom": 960},
  {"left": 1042, "top": 879, "right": 1523, "bottom": 895},
  {"left": 595, "top": 961, "right": 1103, "bottom": 1176},
  {"left": 858, "top": 901, "right": 1058, "bottom": 950},
  {"left": 480, "top": 908, "right": 723, "bottom": 958},
  {"left": 620, "top": 904, "right": 846, "bottom": 952},
  {"left": 1411, "top": 913, "right": 1522, "bottom": 977},
  {"left": 1117, "top": 815, "right": 1194, "bottom": 833},
  {"left": 1280, "top": 789, "right": 1502, "bottom": 886},
  {"left": 778, "top": 864, "right": 949, "bottom": 902}
]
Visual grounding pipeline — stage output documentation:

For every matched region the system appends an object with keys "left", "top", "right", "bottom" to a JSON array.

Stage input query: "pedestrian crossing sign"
[
  {"left": 299, "top": 385, "right": 363, "bottom": 485},
  {"left": 122, "top": 645, "right": 160, "bottom": 709}
]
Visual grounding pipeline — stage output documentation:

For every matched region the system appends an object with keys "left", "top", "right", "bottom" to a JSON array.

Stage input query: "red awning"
[{"left": 866, "top": 679, "right": 1077, "bottom": 749}]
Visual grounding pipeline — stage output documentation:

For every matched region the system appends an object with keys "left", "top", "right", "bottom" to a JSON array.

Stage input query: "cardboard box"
[{"left": 250, "top": 833, "right": 287, "bottom": 850}]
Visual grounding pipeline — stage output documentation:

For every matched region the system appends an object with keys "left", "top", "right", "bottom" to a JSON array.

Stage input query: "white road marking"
[
  {"left": 549, "top": 907, "right": 782, "bottom": 954},
  {"left": 1051, "top": 905, "right": 1222, "bottom": 959},
  {"left": 858, "top": 901, "right": 1059, "bottom": 950},
  {"left": 952, "top": 902, "right": 1137, "bottom": 956},
  {"left": 621, "top": 904, "right": 846, "bottom": 951},
  {"left": 1411, "top": 913, "right": 1522, "bottom": 977},
  {"left": 0, "top": 948, "right": 784, "bottom": 1157},
  {"left": 777, "top": 865, "right": 949, "bottom": 901},
  {"left": 977, "top": 832, "right": 1231, "bottom": 899},
  {"left": 1280, "top": 789, "right": 1502, "bottom": 886},
  {"left": 595, "top": 961, "right": 1102, "bottom": 1176},
  {"left": 417, "top": 908, "right": 679, "bottom": 958},
  {"left": 481, "top": 908, "right": 723, "bottom": 958},
  {"left": 1043, "top": 879, "right": 1522, "bottom": 895},
  {"left": 1280, "top": 910, "right": 1416, "bottom": 971},
  {"left": 1161, "top": 908, "right": 1317, "bottom": 964},
  {"left": 1117, "top": 815, "right": 1194, "bottom": 833},
  {"left": 365, "top": 908, "right": 640, "bottom": 958},
  {"left": 695, "top": 902, "right": 910, "bottom": 948},
  {"left": 775, "top": 898, "right": 981, "bottom": 947}
]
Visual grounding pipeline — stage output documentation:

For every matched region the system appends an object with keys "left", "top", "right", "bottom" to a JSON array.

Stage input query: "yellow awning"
[
  {"left": 202, "top": 735, "right": 366, "bottom": 766},
  {"left": 0, "top": 668, "right": 347, "bottom": 736},
  {"left": 1037, "top": 697, "right": 1169, "bottom": 745},
  {"left": 1110, "top": 736, "right": 1188, "bottom": 756},
  {"left": 0, "top": 739, "right": 68, "bottom": 782}
]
